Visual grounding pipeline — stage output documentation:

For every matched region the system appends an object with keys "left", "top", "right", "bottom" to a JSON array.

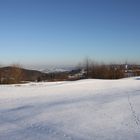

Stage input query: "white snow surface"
[{"left": 0, "top": 77, "right": 140, "bottom": 140}]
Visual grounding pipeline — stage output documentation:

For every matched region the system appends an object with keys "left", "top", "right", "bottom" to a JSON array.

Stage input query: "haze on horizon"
[{"left": 0, "top": 0, "right": 140, "bottom": 69}]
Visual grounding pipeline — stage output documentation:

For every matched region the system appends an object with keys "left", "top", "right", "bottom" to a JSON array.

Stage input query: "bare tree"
[
  {"left": 0, "top": 65, "right": 3, "bottom": 84},
  {"left": 84, "top": 57, "right": 91, "bottom": 78}
]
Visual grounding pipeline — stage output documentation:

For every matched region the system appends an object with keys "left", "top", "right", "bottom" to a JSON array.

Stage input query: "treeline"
[
  {"left": 81, "top": 59, "right": 140, "bottom": 79},
  {"left": 84, "top": 63, "right": 124, "bottom": 79},
  {"left": 37, "top": 72, "right": 69, "bottom": 82},
  {"left": 0, "top": 61, "right": 140, "bottom": 84}
]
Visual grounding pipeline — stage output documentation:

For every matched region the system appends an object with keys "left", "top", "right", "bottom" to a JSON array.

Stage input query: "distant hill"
[
  {"left": 40, "top": 67, "right": 73, "bottom": 73},
  {"left": 0, "top": 66, "right": 45, "bottom": 83},
  {"left": 0, "top": 66, "right": 85, "bottom": 84}
]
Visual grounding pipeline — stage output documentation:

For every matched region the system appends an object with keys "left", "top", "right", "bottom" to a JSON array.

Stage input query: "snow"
[
  {"left": 0, "top": 78, "right": 140, "bottom": 140},
  {"left": 40, "top": 67, "right": 71, "bottom": 73}
]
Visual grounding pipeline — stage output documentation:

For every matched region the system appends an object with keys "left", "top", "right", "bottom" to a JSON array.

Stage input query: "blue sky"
[{"left": 0, "top": 0, "right": 140, "bottom": 68}]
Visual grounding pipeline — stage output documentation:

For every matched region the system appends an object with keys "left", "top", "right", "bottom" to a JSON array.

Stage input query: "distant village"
[{"left": 0, "top": 63, "right": 140, "bottom": 84}]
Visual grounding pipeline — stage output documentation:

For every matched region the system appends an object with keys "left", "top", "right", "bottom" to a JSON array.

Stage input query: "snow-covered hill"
[
  {"left": 41, "top": 67, "right": 71, "bottom": 73},
  {"left": 0, "top": 78, "right": 140, "bottom": 140}
]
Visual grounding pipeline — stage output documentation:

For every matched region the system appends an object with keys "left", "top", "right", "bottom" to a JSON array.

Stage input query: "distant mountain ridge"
[{"left": 41, "top": 68, "right": 70, "bottom": 73}]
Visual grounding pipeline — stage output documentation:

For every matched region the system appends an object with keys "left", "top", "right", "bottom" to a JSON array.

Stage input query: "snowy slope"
[
  {"left": 41, "top": 67, "right": 70, "bottom": 73},
  {"left": 0, "top": 78, "right": 140, "bottom": 140}
]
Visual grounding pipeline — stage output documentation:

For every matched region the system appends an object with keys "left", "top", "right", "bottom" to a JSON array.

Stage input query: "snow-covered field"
[{"left": 0, "top": 77, "right": 140, "bottom": 140}]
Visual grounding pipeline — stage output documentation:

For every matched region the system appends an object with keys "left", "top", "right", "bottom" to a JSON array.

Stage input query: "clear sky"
[{"left": 0, "top": 0, "right": 140, "bottom": 68}]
